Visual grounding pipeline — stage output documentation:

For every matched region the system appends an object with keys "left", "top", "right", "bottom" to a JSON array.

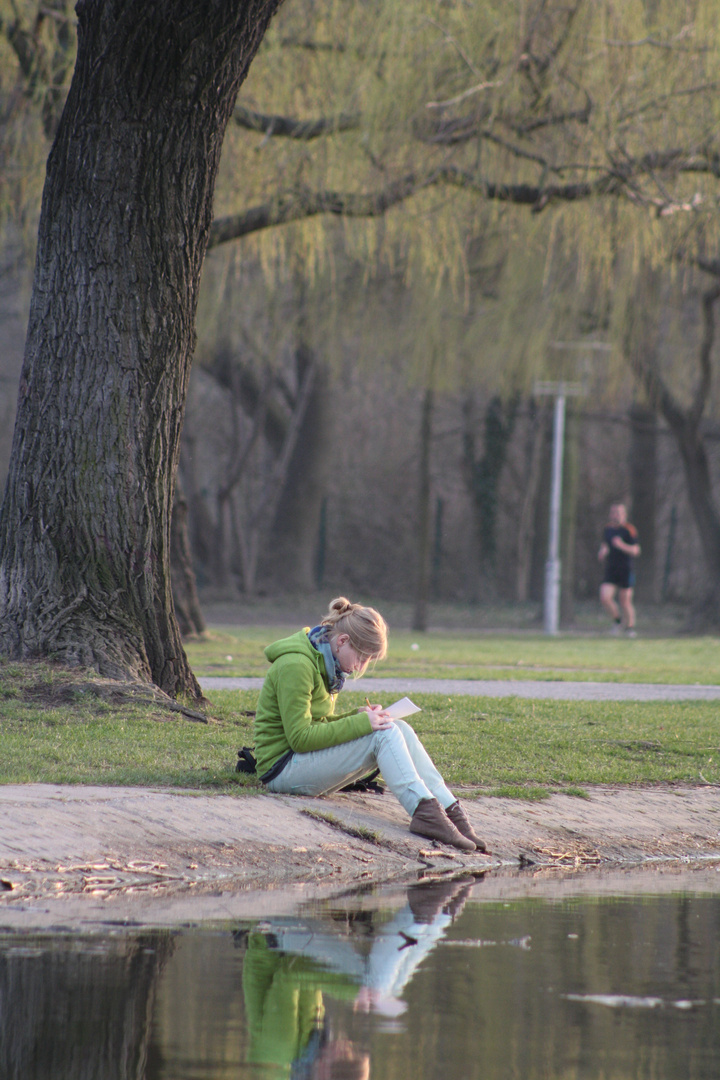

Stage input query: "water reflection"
[
  {"left": 241, "top": 878, "right": 473, "bottom": 1079},
  {"left": 0, "top": 931, "right": 174, "bottom": 1080},
  {"left": 1, "top": 880, "right": 720, "bottom": 1079}
]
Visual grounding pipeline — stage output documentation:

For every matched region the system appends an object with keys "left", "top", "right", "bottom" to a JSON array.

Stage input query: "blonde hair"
[{"left": 321, "top": 596, "right": 388, "bottom": 673}]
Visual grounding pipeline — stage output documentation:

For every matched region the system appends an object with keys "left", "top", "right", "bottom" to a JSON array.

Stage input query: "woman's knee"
[
  {"left": 374, "top": 723, "right": 406, "bottom": 750},
  {"left": 393, "top": 718, "right": 419, "bottom": 745}
]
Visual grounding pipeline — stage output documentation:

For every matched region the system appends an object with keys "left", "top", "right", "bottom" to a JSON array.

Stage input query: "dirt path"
[{"left": 1, "top": 782, "right": 719, "bottom": 929}]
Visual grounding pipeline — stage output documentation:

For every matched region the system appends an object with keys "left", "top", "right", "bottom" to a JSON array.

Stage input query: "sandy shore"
[{"left": 1, "top": 782, "right": 720, "bottom": 929}]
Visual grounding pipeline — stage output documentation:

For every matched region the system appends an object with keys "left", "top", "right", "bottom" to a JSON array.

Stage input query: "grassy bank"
[{"left": 2, "top": 657, "right": 719, "bottom": 797}]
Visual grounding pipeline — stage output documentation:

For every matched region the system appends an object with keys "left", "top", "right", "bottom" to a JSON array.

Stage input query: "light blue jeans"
[{"left": 265, "top": 719, "right": 455, "bottom": 817}]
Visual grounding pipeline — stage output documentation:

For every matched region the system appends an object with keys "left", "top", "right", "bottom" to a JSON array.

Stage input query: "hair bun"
[{"left": 329, "top": 596, "right": 354, "bottom": 615}]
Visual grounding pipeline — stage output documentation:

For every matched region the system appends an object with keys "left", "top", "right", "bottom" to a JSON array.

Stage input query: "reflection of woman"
[
  {"left": 254, "top": 597, "right": 488, "bottom": 852},
  {"left": 242, "top": 880, "right": 472, "bottom": 1077},
  {"left": 242, "top": 929, "right": 368, "bottom": 1079},
  {"left": 258, "top": 878, "right": 473, "bottom": 1023}
]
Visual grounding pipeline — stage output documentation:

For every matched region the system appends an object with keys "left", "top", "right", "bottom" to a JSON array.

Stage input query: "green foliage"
[
  {"left": 203, "top": 0, "right": 720, "bottom": 396},
  {"left": 0, "top": 1, "right": 76, "bottom": 243},
  {"left": 225, "top": 2, "right": 720, "bottom": 268}
]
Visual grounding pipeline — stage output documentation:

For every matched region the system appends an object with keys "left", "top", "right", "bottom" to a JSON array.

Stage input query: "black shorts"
[{"left": 603, "top": 568, "right": 634, "bottom": 590}]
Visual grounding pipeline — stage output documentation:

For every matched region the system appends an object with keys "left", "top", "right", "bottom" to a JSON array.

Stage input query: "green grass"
[
  {"left": 300, "top": 808, "right": 385, "bottom": 845},
  {"left": 0, "top": 668, "right": 258, "bottom": 788},
  {"left": 2, "top": 657, "right": 719, "bottom": 796},
  {"left": 353, "top": 690, "right": 720, "bottom": 790},
  {"left": 186, "top": 626, "right": 720, "bottom": 685}
]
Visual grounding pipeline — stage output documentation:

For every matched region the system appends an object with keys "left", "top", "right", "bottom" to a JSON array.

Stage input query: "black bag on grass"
[{"left": 236, "top": 747, "right": 257, "bottom": 774}]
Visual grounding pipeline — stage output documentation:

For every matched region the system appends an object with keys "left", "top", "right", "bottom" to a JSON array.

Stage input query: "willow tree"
[
  {"left": 209, "top": 1, "right": 720, "bottom": 263},
  {"left": 209, "top": 0, "right": 720, "bottom": 613},
  {"left": 0, "top": 0, "right": 282, "bottom": 695}
]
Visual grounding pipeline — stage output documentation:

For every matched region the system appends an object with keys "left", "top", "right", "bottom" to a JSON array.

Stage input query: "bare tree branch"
[
  {"left": 526, "top": 0, "right": 583, "bottom": 76},
  {"left": 511, "top": 95, "right": 592, "bottom": 134},
  {"left": 617, "top": 82, "right": 720, "bottom": 125},
  {"left": 603, "top": 24, "right": 707, "bottom": 52},
  {"left": 623, "top": 283, "right": 720, "bottom": 436},
  {"left": 208, "top": 143, "right": 720, "bottom": 249},
  {"left": 233, "top": 104, "right": 360, "bottom": 140},
  {"left": 426, "top": 79, "right": 502, "bottom": 110},
  {"left": 279, "top": 36, "right": 346, "bottom": 52},
  {"left": 208, "top": 174, "right": 432, "bottom": 246},
  {"left": 626, "top": 342, "right": 684, "bottom": 433},
  {"left": 696, "top": 256, "right": 720, "bottom": 277},
  {"left": 218, "top": 370, "right": 273, "bottom": 499},
  {"left": 205, "top": 169, "right": 636, "bottom": 248}
]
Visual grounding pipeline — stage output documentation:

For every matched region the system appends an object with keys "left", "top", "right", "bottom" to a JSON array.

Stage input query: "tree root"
[{"left": 18, "top": 669, "right": 216, "bottom": 722}]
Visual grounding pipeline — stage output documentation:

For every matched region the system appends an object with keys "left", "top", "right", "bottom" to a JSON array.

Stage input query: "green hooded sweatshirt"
[
  {"left": 253, "top": 628, "right": 372, "bottom": 778},
  {"left": 242, "top": 933, "right": 358, "bottom": 1072}
]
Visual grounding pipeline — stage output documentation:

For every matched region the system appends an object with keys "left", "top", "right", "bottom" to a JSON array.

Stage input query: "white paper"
[{"left": 382, "top": 696, "right": 421, "bottom": 719}]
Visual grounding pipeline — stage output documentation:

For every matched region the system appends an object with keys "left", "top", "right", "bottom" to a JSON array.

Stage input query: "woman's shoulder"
[
  {"left": 272, "top": 649, "right": 316, "bottom": 668},
  {"left": 264, "top": 628, "right": 315, "bottom": 664},
  {"left": 269, "top": 647, "right": 320, "bottom": 680}
]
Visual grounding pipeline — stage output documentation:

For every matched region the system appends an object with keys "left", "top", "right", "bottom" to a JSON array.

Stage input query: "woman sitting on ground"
[{"left": 253, "top": 596, "right": 488, "bottom": 853}]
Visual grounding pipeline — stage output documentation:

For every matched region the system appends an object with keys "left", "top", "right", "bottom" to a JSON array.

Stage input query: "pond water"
[{"left": 2, "top": 876, "right": 720, "bottom": 1079}]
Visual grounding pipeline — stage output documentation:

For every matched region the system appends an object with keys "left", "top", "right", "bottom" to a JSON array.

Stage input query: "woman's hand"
[{"left": 362, "top": 704, "right": 394, "bottom": 730}]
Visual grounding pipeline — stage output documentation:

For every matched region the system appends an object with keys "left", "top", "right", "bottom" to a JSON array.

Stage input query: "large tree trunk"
[
  {"left": 0, "top": 0, "right": 281, "bottom": 695},
  {"left": 673, "top": 420, "right": 720, "bottom": 584}
]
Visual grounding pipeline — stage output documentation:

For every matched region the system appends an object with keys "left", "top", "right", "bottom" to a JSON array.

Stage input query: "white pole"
[{"left": 544, "top": 391, "right": 566, "bottom": 635}]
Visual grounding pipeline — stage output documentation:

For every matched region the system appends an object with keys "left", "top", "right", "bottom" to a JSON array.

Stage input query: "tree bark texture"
[
  {"left": 560, "top": 401, "right": 579, "bottom": 626},
  {"left": 412, "top": 386, "right": 434, "bottom": 633},
  {"left": 627, "top": 283, "right": 720, "bottom": 618},
  {"left": 515, "top": 400, "right": 547, "bottom": 603},
  {"left": 0, "top": 0, "right": 282, "bottom": 693},
  {"left": 629, "top": 402, "right": 657, "bottom": 603},
  {"left": 263, "top": 347, "right": 332, "bottom": 593},
  {"left": 170, "top": 480, "right": 207, "bottom": 639},
  {"left": 462, "top": 394, "right": 518, "bottom": 593}
]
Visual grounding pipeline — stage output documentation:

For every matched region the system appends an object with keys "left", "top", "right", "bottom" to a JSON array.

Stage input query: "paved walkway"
[{"left": 200, "top": 676, "right": 720, "bottom": 701}]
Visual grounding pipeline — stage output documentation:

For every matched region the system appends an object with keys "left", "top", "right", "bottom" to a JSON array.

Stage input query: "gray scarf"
[{"left": 307, "top": 625, "right": 346, "bottom": 692}]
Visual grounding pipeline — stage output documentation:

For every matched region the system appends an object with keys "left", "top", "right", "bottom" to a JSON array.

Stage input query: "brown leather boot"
[
  {"left": 445, "top": 801, "right": 489, "bottom": 853},
  {"left": 409, "top": 798, "right": 476, "bottom": 851}
]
